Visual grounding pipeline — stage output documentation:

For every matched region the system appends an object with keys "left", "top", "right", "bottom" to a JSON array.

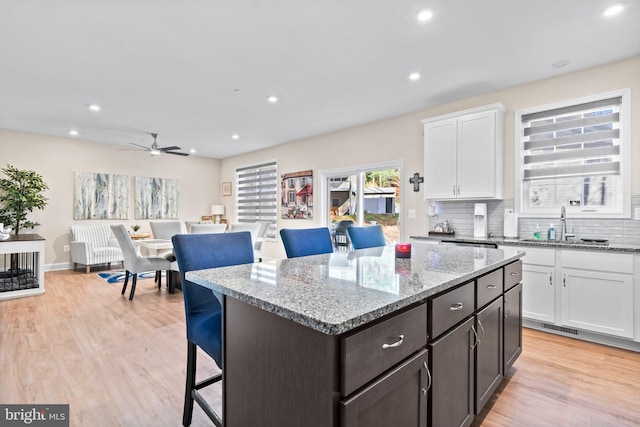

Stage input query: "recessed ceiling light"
[
  {"left": 232, "top": 134, "right": 240, "bottom": 140},
  {"left": 190, "top": 148, "right": 196, "bottom": 153},
  {"left": 552, "top": 59, "right": 570, "bottom": 68},
  {"left": 409, "top": 72, "right": 421, "bottom": 81},
  {"left": 603, "top": 3, "right": 625, "bottom": 16},
  {"left": 88, "top": 104, "right": 101, "bottom": 112},
  {"left": 267, "top": 95, "right": 278, "bottom": 103},
  {"left": 69, "top": 129, "right": 79, "bottom": 136},
  {"left": 416, "top": 8, "right": 433, "bottom": 22}
]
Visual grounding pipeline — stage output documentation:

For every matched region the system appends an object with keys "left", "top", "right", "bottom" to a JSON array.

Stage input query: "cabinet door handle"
[
  {"left": 423, "top": 361, "right": 432, "bottom": 393},
  {"left": 487, "top": 284, "right": 497, "bottom": 289},
  {"left": 471, "top": 325, "right": 479, "bottom": 349},
  {"left": 457, "top": 185, "right": 460, "bottom": 195},
  {"left": 477, "top": 320, "right": 485, "bottom": 343},
  {"left": 563, "top": 275, "right": 566, "bottom": 287},
  {"left": 510, "top": 272, "right": 519, "bottom": 276},
  {"left": 549, "top": 273, "right": 553, "bottom": 286},
  {"left": 453, "top": 185, "right": 456, "bottom": 196},
  {"left": 382, "top": 335, "right": 404, "bottom": 349},
  {"left": 450, "top": 302, "right": 464, "bottom": 311},
  {"left": 504, "top": 300, "right": 511, "bottom": 318}
]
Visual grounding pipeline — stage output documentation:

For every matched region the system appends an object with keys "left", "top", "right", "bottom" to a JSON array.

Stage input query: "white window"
[
  {"left": 515, "top": 89, "right": 630, "bottom": 218},
  {"left": 235, "top": 160, "right": 278, "bottom": 239}
]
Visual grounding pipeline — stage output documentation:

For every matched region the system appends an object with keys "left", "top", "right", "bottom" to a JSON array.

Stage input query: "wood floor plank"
[{"left": 1, "top": 270, "right": 639, "bottom": 426}]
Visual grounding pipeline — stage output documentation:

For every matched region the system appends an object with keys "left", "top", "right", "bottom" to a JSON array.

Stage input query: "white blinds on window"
[
  {"left": 521, "top": 96, "right": 621, "bottom": 181},
  {"left": 235, "top": 160, "right": 278, "bottom": 239}
]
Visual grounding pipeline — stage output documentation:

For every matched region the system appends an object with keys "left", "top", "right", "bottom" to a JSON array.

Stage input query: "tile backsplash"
[{"left": 427, "top": 196, "right": 640, "bottom": 245}]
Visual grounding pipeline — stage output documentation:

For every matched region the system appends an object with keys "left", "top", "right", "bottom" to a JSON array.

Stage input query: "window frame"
[{"left": 514, "top": 88, "right": 631, "bottom": 219}]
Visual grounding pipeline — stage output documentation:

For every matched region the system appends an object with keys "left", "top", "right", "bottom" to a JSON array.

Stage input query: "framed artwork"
[
  {"left": 134, "top": 176, "right": 179, "bottom": 219},
  {"left": 222, "top": 182, "right": 232, "bottom": 196},
  {"left": 280, "top": 170, "right": 313, "bottom": 219},
  {"left": 74, "top": 171, "right": 129, "bottom": 220}
]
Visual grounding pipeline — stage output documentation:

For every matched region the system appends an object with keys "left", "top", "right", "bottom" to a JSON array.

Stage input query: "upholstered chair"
[
  {"left": 172, "top": 231, "right": 254, "bottom": 426},
  {"left": 280, "top": 227, "right": 334, "bottom": 258},
  {"left": 347, "top": 225, "right": 387, "bottom": 249},
  {"left": 228, "top": 222, "right": 262, "bottom": 260},
  {"left": 189, "top": 223, "right": 227, "bottom": 234},
  {"left": 110, "top": 224, "right": 172, "bottom": 300},
  {"left": 70, "top": 224, "right": 123, "bottom": 273}
]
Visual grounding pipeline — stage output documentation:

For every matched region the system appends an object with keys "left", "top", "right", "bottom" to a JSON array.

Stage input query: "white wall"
[
  {"left": 0, "top": 129, "right": 220, "bottom": 267},
  {"left": 2, "top": 56, "right": 638, "bottom": 264},
  {"left": 220, "top": 56, "right": 640, "bottom": 259}
]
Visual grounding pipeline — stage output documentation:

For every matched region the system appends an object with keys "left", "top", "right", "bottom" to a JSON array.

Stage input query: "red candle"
[{"left": 395, "top": 243, "right": 412, "bottom": 258}]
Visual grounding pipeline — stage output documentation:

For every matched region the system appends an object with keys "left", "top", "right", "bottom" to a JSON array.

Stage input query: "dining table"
[{"left": 134, "top": 238, "right": 178, "bottom": 293}]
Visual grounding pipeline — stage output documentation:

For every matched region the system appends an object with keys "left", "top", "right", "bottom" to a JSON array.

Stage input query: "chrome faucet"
[{"left": 560, "top": 205, "right": 575, "bottom": 241}]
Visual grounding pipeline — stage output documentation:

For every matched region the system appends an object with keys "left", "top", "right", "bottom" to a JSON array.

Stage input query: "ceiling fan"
[{"left": 126, "top": 133, "right": 189, "bottom": 156}]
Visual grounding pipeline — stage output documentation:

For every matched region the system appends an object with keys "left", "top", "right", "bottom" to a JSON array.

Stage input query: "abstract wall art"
[
  {"left": 134, "top": 176, "right": 179, "bottom": 219},
  {"left": 74, "top": 172, "right": 130, "bottom": 220}
]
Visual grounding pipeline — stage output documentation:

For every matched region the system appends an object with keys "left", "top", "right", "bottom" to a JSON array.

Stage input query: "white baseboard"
[
  {"left": 46, "top": 262, "right": 73, "bottom": 271},
  {"left": 523, "top": 319, "right": 640, "bottom": 353}
]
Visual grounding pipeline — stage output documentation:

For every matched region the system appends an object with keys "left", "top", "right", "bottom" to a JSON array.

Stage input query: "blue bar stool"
[
  {"left": 172, "top": 231, "right": 254, "bottom": 426},
  {"left": 280, "top": 227, "right": 334, "bottom": 258},
  {"left": 347, "top": 225, "right": 387, "bottom": 249}
]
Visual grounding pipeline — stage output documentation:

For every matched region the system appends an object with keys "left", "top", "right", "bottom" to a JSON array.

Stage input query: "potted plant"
[
  {"left": 0, "top": 164, "right": 49, "bottom": 235},
  {"left": 131, "top": 225, "right": 141, "bottom": 234}
]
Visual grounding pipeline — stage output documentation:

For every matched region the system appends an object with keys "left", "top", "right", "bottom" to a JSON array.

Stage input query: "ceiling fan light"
[
  {"left": 150, "top": 149, "right": 161, "bottom": 156},
  {"left": 416, "top": 8, "right": 433, "bottom": 22}
]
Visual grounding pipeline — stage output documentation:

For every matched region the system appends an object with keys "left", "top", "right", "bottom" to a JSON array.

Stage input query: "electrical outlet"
[
  {"left": 408, "top": 209, "right": 416, "bottom": 218},
  {"left": 63, "top": 245, "right": 70, "bottom": 252}
]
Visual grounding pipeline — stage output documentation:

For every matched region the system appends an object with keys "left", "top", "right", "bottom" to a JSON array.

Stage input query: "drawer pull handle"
[
  {"left": 450, "top": 303, "right": 464, "bottom": 311},
  {"left": 382, "top": 335, "right": 404, "bottom": 349},
  {"left": 510, "top": 272, "right": 519, "bottom": 276},
  {"left": 487, "top": 284, "right": 497, "bottom": 289}
]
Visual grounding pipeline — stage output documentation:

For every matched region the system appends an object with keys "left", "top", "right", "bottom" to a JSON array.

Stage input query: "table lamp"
[{"left": 211, "top": 205, "right": 225, "bottom": 224}]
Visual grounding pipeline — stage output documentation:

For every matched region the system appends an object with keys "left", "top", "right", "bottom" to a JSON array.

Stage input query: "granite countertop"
[
  {"left": 186, "top": 244, "right": 524, "bottom": 336},
  {"left": 411, "top": 234, "right": 640, "bottom": 253}
]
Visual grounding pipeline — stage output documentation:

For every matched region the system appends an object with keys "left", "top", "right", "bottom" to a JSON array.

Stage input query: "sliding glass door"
[{"left": 321, "top": 161, "right": 401, "bottom": 244}]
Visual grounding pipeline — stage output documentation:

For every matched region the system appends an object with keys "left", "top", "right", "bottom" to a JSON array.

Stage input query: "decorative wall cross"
[{"left": 409, "top": 172, "right": 424, "bottom": 192}]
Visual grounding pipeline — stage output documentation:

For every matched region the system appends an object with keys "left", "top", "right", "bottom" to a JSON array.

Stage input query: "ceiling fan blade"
[
  {"left": 158, "top": 146, "right": 182, "bottom": 151},
  {"left": 164, "top": 151, "right": 190, "bottom": 156},
  {"left": 129, "top": 142, "right": 150, "bottom": 150}
]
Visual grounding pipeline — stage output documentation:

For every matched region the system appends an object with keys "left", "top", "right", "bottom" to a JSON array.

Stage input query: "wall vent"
[{"left": 541, "top": 323, "right": 579, "bottom": 336}]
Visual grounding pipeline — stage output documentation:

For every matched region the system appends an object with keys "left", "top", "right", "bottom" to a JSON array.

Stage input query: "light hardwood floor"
[{"left": 1, "top": 270, "right": 639, "bottom": 426}]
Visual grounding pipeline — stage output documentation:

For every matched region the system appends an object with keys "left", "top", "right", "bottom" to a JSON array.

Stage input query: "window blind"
[
  {"left": 521, "top": 96, "right": 621, "bottom": 181},
  {"left": 235, "top": 160, "right": 278, "bottom": 239}
]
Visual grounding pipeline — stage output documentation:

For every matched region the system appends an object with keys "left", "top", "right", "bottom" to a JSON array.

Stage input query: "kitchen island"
[{"left": 187, "top": 244, "right": 525, "bottom": 427}]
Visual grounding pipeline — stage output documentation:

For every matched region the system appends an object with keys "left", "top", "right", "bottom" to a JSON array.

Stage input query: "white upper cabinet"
[{"left": 422, "top": 103, "right": 505, "bottom": 200}]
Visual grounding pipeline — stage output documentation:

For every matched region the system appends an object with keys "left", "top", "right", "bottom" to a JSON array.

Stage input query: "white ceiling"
[{"left": 1, "top": 0, "right": 639, "bottom": 159}]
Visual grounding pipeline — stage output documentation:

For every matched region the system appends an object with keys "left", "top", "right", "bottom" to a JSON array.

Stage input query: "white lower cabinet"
[
  {"left": 502, "top": 245, "right": 637, "bottom": 344},
  {"left": 521, "top": 264, "right": 555, "bottom": 323},
  {"left": 560, "top": 268, "right": 633, "bottom": 338}
]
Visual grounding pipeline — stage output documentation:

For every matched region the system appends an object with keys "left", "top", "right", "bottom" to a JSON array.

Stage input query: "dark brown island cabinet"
[{"left": 217, "top": 258, "right": 523, "bottom": 427}]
